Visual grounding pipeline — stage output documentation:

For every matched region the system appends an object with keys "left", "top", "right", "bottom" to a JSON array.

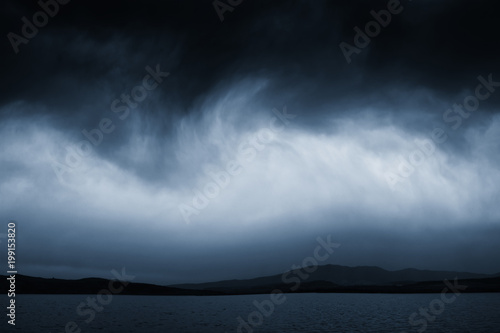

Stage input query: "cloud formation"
[{"left": 0, "top": 0, "right": 499, "bottom": 284}]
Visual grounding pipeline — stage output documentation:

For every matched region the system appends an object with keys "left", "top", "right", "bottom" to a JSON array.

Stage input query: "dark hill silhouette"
[
  {"left": 2, "top": 265, "right": 499, "bottom": 295},
  {"left": 0, "top": 274, "right": 222, "bottom": 296},
  {"left": 171, "top": 264, "right": 495, "bottom": 292}
]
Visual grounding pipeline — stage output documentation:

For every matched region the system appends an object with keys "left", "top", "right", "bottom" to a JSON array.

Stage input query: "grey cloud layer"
[{"left": 0, "top": 0, "right": 499, "bottom": 284}]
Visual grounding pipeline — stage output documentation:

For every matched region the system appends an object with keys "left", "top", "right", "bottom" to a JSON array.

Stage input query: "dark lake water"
[{"left": 2, "top": 293, "right": 500, "bottom": 332}]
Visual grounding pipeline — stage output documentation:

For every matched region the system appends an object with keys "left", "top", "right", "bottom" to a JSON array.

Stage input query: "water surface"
[{"left": 3, "top": 293, "right": 500, "bottom": 332}]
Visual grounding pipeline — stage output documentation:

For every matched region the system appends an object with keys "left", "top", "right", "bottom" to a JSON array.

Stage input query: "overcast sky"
[{"left": 1, "top": 0, "right": 499, "bottom": 285}]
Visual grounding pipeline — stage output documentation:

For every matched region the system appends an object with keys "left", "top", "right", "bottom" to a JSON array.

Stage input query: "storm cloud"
[{"left": 1, "top": 0, "right": 499, "bottom": 284}]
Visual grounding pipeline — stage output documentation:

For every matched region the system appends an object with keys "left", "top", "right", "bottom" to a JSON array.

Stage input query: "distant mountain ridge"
[
  {"left": 0, "top": 274, "right": 223, "bottom": 296},
  {"left": 2, "top": 265, "right": 499, "bottom": 295},
  {"left": 171, "top": 264, "right": 498, "bottom": 292}
]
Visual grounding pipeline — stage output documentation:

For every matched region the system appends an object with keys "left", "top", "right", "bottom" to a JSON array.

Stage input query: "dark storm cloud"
[
  {"left": 1, "top": 0, "right": 499, "bottom": 284},
  {"left": 2, "top": 0, "right": 497, "bottom": 154},
  {"left": 2, "top": 0, "right": 499, "bottom": 117}
]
